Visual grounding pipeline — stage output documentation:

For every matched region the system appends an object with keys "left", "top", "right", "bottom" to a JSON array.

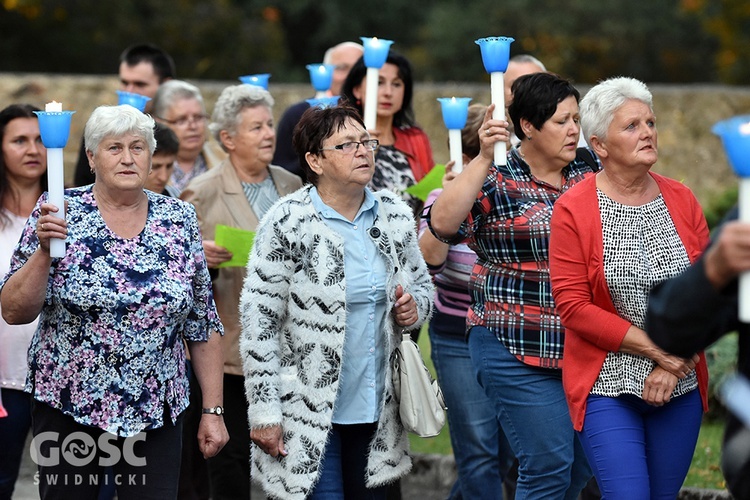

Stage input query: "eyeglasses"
[
  {"left": 157, "top": 114, "right": 209, "bottom": 128},
  {"left": 319, "top": 139, "right": 379, "bottom": 154}
]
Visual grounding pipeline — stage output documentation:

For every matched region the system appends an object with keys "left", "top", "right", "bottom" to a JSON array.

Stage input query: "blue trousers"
[
  {"left": 0, "top": 389, "right": 32, "bottom": 500},
  {"left": 468, "top": 326, "right": 592, "bottom": 499},
  {"left": 578, "top": 390, "right": 703, "bottom": 500},
  {"left": 429, "top": 325, "right": 515, "bottom": 499},
  {"left": 308, "top": 423, "right": 387, "bottom": 500}
]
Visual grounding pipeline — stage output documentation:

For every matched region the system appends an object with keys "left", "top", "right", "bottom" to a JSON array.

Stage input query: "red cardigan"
[
  {"left": 393, "top": 126, "right": 434, "bottom": 181},
  {"left": 549, "top": 172, "right": 710, "bottom": 431}
]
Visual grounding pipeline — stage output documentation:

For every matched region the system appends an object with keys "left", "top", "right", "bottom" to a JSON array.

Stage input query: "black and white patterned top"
[
  {"left": 241, "top": 176, "right": 279, "bottom": 221},
  {"left": 369, "top": 145, "right": 421, "bottom": 218},
  {"left": 591, "top": 190, "right": 698, "bottom": 398}
]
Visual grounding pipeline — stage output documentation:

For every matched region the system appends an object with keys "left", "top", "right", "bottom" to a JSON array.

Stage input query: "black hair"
[
  {"left": 153, "top": 122, "right": 179, "bottom": 156},
  {"left": 119, "top": 43, "right": 176, "bottom": 82},
  {"left": 508, "top": 72, "right": 580, "bottom": 142}
]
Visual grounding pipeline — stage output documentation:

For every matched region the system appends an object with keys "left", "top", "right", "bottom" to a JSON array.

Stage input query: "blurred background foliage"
[{"left": 2, "top": 0, "right": 749, "bottom": 84}]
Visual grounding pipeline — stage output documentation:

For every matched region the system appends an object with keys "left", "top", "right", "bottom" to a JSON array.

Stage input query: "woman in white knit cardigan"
[{"left": 239, "top": 104, "right": 433, "bottom": 500}]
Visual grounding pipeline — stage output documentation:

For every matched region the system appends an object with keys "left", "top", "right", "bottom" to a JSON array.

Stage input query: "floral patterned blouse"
[{"left": 0, "top": 186, "right": 223, "bottom": 437}]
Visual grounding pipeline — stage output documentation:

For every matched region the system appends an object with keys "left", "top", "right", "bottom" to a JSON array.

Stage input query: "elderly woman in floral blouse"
[{"left": 0, "top": 105, "right": 227, "bottom": 500}]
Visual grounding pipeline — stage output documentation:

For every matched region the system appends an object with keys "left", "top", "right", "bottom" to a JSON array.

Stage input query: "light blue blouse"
[{"left": 309, "top": 187, "right": 388, "bottom": 424}]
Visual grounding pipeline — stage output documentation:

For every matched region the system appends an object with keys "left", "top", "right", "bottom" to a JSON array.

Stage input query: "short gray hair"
[
  {"left": 509, "top": 54, "right": 546, "bottom": 72},
  {"left": 580, "top": 76, "right": 653, "bottom": 145},
  {"left": 323, "top": 41, "right": 364, "bottom": 64},
  {"left": 84, "top": 105, "right": 156, "bottom": 155},
  {"left": 209, "top": 84, "right": 274, "bottom": 149},
  {"left": 152, "top": 80, "right": 205, "bottom": 119}
]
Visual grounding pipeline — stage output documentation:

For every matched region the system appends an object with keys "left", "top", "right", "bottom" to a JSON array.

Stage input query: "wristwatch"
[{"left": 202, "top": 405, "right": 225, "bottom": 416}]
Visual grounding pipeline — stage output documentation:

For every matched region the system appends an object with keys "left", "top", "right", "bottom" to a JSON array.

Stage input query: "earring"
[
  {"left": 356, "top": 98, "right": 361, "bottom": 106},
  {"left": 526, "top": 135, "right": 532, "bottom": 141}
]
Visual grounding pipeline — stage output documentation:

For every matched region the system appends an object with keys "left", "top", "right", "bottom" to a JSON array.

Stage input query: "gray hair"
[
  {"left": 84, "top": 105, "right": 156, "bottom": 155},
  {"left": 209, "top": 84, "right": 274, "bottom": 149},
  {"left": 580, "top": 76, "right": 653, "bottom": 145},
  {"left": 323, "top": 41, "right": 364, "bottom": 64},
  {"left": 509, "top": 54, "right": 546, "bottom": 72},
  {"left": 151, "top": 79, "right": 205, "bottom": 119}
]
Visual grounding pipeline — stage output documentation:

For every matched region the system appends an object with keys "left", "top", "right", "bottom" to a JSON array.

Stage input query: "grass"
[{"left": 407, "top": 327, "right": 727, "bottom": 491}]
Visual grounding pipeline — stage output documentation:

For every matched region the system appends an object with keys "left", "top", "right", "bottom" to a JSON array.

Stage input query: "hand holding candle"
[
  {"left": 360, "top": 37, "right": 394, "bottom": 130},
  {"left": 437, "top": 97, "right": 472, "bottom": 173},
  {"left": 475, "top": 37, "right": 514, "bottom": 166},
  {"left": 713, "top": 114, "right": 750, "bottom": 321},
  {"left": 34, "top": 102, "right": 76, "bottom": 258}
]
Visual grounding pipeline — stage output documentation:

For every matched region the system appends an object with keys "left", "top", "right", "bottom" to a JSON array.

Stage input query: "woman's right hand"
[
  {"left": 203, "top": 240, "right": 233, "bottom": 268},
  {"left": 36, "top": 202, "right": 67, "bottom": 255},
  {"left": 642, "top": 365, "right": 679, "bottom": 406},
  {"left": 656, "top": 352, "right": 699, "bottom": 379},
  {"left": 250, "top": 424, "right": 287, "bottom": 458},
  {"left": 477, "top": 104, "right": 510, "bottom": 162}
]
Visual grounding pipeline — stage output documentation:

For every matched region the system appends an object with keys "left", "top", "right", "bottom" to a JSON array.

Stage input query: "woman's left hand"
[
  {"left": 393, "top": 284, "right": 418, "bottom": 327},
  {"left": 197, "top": 414, "right": 230, "bottom": 459},
  {"left": 642, "top": 366, "right": 679, "bottom": 407}
]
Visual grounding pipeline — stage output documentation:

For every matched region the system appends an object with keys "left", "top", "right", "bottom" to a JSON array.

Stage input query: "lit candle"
[
  {"left": 360, "top": 37, "right": 394, "bottom": 130},
  {"left": 238, "top": 74, "right": 271, "bottom": 90},
  {"left": 306, "top": 64, "right": 335, "bottom": 99},
  {"left": 475, "top": 36, "right": 514, "bottom": 166},
  {"left": 45, "top": 101, "right": 62, "bottom": 112},
  {"left": 713, "top": 114, "right": 750, "bottom": 321},
  {"left": 437, "top": 97, "right": 472, "bottom": 173},
  {"left": 35, "top": 102, "right": 76, "bottom": 259}
]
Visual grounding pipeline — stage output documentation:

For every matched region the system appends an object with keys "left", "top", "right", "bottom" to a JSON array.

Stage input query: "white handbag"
[{"left": 391, "top": 332, "right": 447, "bottom": 437}]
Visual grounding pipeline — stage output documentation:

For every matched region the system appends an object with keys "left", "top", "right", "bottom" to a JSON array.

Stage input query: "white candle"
[
  {"left": 490, "top": 72, "right": 506, "bottom": 166},
  {"left": 363, "top": 67, "right": 379, "bottom": 131},
  {"left": 449, "top": 129, "right": 463, "bottom": 174},
  {"left": 45, "top": 101, "right": 62, "bottom": 112},
  {"left": 740, "top": 178, "right": 750, "bottom": 322}
]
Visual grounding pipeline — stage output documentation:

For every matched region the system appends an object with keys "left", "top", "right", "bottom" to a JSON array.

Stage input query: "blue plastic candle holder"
[
  {"left": 360, "top": 37, "right": 394, "bottom": 68},
  {"left": 116, "top": 90, "right": 151, "bottom": 112},
  {"left": 713, "top": 115, "right": 750, "bottom": 177},
  {"left": 475, "top": 37, "right": 515, "bottom": 73},
  {"left": 239, "top": 74, "right": 271, "bottom": 90},
  {"left": 34, "top": 111, "right": 76, "bottom": 148},
  {"left": 306, "top": 64, "right": 335, "bottom": 92},
  {"left": 437, "top": 97, "right": 472, "bottom": 130}
]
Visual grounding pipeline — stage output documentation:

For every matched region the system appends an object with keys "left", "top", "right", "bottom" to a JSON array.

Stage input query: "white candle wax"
[
  {"left": 47, "top": 148, "right": 66, "bottom": 258},
  {"left": 363, "top": 67, "right": 379, "bottom": 131},
  {"left": 740, "top": 178, "right": 750, "bottom": 322},
  {"left": 490, "top": 72, "right": 506, "bottom": 166},
  {"left": 449, "top": 129, "right": 463, "bottom": 174},
  {"left": 45, "top": 101, "right": 63, "bottom": 112}
]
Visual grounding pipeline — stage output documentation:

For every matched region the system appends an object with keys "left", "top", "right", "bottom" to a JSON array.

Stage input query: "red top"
[
  {"left": 393, "top": 126, "right": 434, "bottom": 181},
  {"left": 549, "top": 172, "right": 710, "bottom": 431}
]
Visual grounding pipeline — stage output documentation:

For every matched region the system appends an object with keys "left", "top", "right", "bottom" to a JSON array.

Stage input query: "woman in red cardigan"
[
  {"left": 549, "top": 76, "right": 709, "bottom": 500},
  {"left": 340, "top": 51, "right": 434, "bottom": 219}
]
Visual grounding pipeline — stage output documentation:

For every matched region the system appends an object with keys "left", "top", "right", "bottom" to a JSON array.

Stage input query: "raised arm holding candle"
[
  {"left": 341, "top": 50, "right": 434, "bottom": 218},
  {"left": 475, "top": 36, "right": 514, "bottom": 166},
  {"left": 713, "top": 115, "right": 750, "bottom": 322}
]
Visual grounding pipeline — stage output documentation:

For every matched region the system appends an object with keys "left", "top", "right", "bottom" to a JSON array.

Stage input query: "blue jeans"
[
  {"left": 0, "top": 388, "right": 32, "bottom": 500},
  {"left": 308, "top": 423, "right": 387, "bottom": 500},
  {"left": 429, "top": 325, "right": 515, "bottom": 500},
  {"left": 468, "top": 326, "right": 591, "bottom": 499},
  {"left": 578, "top": 390, "right": 702, "bottom": 500}
]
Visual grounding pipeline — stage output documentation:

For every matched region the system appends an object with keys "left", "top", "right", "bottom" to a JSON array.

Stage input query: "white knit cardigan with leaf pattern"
[{"left": 239, "top": 186, "right": 434, "bottom": 499}]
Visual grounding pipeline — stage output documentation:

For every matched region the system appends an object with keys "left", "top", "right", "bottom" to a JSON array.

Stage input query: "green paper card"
[
  {"left": 214, "top": 224, "right": 256, "bottom": 268},
  {"left": 405, "top": 164, "right": 446, "bottom": 202}
]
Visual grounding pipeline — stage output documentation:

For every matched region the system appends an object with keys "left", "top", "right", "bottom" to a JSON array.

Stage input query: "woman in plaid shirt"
[{"left": 427, "top": 72, "right": 599, "bottom": 499}]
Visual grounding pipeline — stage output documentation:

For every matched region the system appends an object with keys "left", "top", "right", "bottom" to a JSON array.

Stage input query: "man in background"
[{"left": 73, "top": 43, "right": 175, "bottom": 186}]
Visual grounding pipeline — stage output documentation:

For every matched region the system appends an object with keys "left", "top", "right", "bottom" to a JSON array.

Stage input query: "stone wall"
[{"left": 3, "top": 73, "right": 749, "bottom": 208}]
